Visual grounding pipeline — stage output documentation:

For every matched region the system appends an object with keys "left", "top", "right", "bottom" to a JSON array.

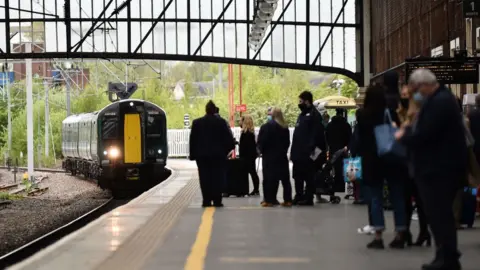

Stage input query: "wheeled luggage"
[
  {"left": 461, "top": 187, "right": 477, "bottom": 228},
  {"left": 315, "top": 149, "right": 344, "bottom": 204},
  {"left": 224, "top": 158, "right": 249, "bottom": 197}
]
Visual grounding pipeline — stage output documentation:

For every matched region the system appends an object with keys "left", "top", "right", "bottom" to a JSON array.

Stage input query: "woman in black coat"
[
  {"left": 356, "top": 84, "right": 408, "bottom": 249},
  {"left": 239, "top": 115, "right": 260, "bottom": 196},
  {"left": 258, "top": 107, "right": 292, "bottom": 207}
]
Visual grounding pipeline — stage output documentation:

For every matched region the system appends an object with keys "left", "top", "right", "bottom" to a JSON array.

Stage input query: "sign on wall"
[
  {"left": 464, "top": 0, "right": 480, "bottom": 18},
  {"left": 405, "top": 61, "right": 479, "bottom": 84}
]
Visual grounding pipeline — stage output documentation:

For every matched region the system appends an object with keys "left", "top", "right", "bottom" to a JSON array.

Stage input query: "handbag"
[
  {"left": 343, "top": 156, "right": 362, "bottom": 182},
  {"left": 374, "top": 109, "right": 407, "bottom": 161}
]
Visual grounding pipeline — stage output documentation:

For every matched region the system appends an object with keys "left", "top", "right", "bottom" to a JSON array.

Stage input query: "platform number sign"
[
  {"left": 184, "top": 114, "right": 190, "bottom": 128},
  {"left": 464, "top": 0, "right": 480, "bottom": 18}
]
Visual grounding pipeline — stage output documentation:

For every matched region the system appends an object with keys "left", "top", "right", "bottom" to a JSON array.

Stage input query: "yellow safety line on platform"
[
  {"left": 219, "top": 257, "right": 311, "bottom": 263},
  {"left": 184, "top": 208, "right": 215, "bottom": 270}
]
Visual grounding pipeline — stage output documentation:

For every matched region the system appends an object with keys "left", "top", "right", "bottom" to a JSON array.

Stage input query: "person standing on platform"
[
  {"left": 239, "top": 115, "right": 260, "bottom": 196},
  {"left": 189, "top": 100, "right": 236, "bottom": 207},
  {"left": 396, "top": 69, "right": 466, "bottom": 270},
  {"left": 258, "top": 107, "right": 292, "bottom": 207},
  {"left": 214, "top": 106, "right": 234, "bottom": 197},
  {"left": 326, "top": 108, "right": 352, "bottom": 194},
  {"left": 290, "top": 90, "right": 326, "bottom": 206}
]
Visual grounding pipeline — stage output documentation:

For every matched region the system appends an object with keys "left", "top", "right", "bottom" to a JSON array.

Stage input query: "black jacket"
[
  {"left": 189, "top": 114, "right": 236, "bottom": 160},
  {"left": 258, "top": 120, "right": 290, "bottom": 161},
  {"left": 356, "top": 108, "right": 386, "bottom": 185},
  {"left": 468, "top": 108, "right": 480, "bottom": 158},
  {"left": 258, "top": 120, "right": 290, "bottom": 180},
  {"left": 239, "top": 130, "right": 258, "bottom": 159},
  {"left": 326, "top": 115, "right": 352, "bottom": 152},
  {"left": 402, "top": 86, "right": 467, "bottom": 180},
  {"left": 290, "top": 106, "right": 326, "bottom": 162}
]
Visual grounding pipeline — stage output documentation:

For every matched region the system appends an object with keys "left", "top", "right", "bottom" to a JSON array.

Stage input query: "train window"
[
  {"left": 102, "top": 116, "right": 118, "bottom": 139},
  {"left": 146, "top": 115, "right": 162, "bottom": 135}
]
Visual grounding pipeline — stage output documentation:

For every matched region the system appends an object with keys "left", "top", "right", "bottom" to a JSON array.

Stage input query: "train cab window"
[
  {"left": 102, "top": 116, "right": 118, "bottom": 139},
  {"left": 146, "top": 115, "right": 162, "bottom": 135}
]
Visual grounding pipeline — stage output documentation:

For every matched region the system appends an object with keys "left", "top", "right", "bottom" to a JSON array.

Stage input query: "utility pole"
[
  {"left": 26, "top": 42, "right": 34, "bottom": 178},
  {"left": 44, "top": 79, "right": 49, "bottom": 157},
  {"left": 5, "top": 64, "right": 12, "bottom": 158}
]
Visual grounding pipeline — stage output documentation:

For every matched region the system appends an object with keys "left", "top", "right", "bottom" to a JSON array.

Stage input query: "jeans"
[{"left": 367, "top": 179, "right": 407, "bottom": 232}]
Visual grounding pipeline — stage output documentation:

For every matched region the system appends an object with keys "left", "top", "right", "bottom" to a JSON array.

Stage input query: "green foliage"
[
  {"left": 0, "top": 62, "right": 358, "bottom": 166},
  {"left": 0, "top": 192, "right": 23, "bottom": 200}
]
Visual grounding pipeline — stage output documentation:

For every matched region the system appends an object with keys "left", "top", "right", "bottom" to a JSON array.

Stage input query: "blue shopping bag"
[
  {"left": 374, "top": 109, "right": 406, "bottom": 161},
  {"left": 344, "top": 157, "right": 362, "bottom": 182}
]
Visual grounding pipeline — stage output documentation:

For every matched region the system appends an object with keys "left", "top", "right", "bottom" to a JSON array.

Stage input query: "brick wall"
[{"left": 371, "top": 0, "right": 468, "bottom": 89}]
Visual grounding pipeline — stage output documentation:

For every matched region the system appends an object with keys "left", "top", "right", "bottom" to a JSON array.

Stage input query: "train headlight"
[{"left": 106, "top": 147, "right": 120, "bottom": 159}]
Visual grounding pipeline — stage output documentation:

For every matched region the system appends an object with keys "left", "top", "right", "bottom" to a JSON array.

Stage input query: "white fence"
[{"left": 167, "top": 127, "right": 295, "bottom": 157}]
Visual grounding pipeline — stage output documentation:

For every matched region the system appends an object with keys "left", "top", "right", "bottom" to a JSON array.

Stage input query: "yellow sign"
[{"left": 314, "top": 96, "right": 357, "bottom": 110}]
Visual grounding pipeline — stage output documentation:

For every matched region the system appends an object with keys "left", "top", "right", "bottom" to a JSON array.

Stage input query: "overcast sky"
[{"left": 1, "top": 0, "right": 357, "bottom": 72}]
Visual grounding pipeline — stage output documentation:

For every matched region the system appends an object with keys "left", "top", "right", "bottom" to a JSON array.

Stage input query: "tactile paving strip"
[{"left": 95, "top": 171, "right": 199, "bottom": 270}]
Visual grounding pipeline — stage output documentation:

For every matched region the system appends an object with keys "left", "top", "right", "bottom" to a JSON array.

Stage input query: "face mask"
[
  {"left": 267, "top": 115, "right": 272, "bottom": 121},
  {"left": 413, "top": 92, "right": 424, "bottom": 103},
  {"left": 298, "top": 103, "right": 307, "bottom": 112},
  {"left": 400, "top": 98, "right": 409, "bottom": 109}
]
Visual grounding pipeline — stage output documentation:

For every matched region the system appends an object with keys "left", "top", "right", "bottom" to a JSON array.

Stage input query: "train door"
[{"left": 124, "top": 113, "right": 142, "bottom": 163}]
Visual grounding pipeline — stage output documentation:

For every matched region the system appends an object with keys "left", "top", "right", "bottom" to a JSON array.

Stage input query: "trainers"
[{"left": 357, "top": 225, "right": 375, "bottom": 235}]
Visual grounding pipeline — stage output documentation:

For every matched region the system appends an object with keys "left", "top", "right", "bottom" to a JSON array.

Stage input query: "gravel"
[{"left": 0, "top": 170, "right": 111, "bottom": 257}]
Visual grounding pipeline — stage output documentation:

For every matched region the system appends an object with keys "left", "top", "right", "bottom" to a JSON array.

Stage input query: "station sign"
[
  {"left": 235, "top": 104, "right": 247, "bottom": 112},
  {"left": 405, "top": 61, "right": 479, "bottom": 84},
  {"left": 464, "top": 0, "right": 480, "bottom": 18},
  {"left": 183, "top": 114, "right": 190, "bottom": 128}
]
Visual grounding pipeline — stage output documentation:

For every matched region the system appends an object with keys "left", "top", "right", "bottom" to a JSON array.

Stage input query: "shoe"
[
  {"left": 213, "top": 202, "right": 224, "bottom": 207},
  {"left": 421, "top": 260, "right": 461, "bottom": 270},
  {"left": 297, "top": 200, "right": 314, "bottom": 206},
  {"left": 222, "top": 193, "right": 229, "bottom": 198},
  {"left": 357, "top": 225, "right": 375, "bottom": 235},
  {"left": 249, "top": 191, "right": 260, "bottom": 196},
  {"left": 261, "top": 201, "right": 274, "bottom": 207},
  {"left": 414, "top": 233, "right": 432, "bottom": 247},
  {"left": 281, "top": 201, "right": 293, "bottom": 207},
  {"left": 389, "top": 236, "right": 406, "bottom": 249},
  {"left": 202, "top": 202, "right": 212, "bottom": 207},
  {"left": 366, "top": 238, "right": 385, "bottom": 249}
]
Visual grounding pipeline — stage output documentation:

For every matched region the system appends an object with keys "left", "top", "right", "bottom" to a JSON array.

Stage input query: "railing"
[{"left": 167, "top": 127, "right": 295, "bottom": 158}]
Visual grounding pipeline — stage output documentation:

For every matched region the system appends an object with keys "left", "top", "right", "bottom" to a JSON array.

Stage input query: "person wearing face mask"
[
  {"left": 397, "top": 84, "right": 431, "bottom": 247},
  {"left": 290, "top": 91, "right": 327, "bottom": 206},
  {"left": 396, "top": 69, "right": 466, "bottom": 270}
]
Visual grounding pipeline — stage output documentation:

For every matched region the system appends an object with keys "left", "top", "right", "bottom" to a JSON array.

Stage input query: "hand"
[
  {"left": 392, "top": 122, "right": 398, "bottom": 128},
  {"left": 394, "top": 128, "right": 405, "bottom": 141},
  {"left": 343, "top": 146, "right": 348, "bottom": 152}
]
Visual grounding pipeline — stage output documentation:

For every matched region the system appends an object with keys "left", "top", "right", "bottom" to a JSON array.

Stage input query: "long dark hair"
[{"left": 364, "top": 84, "right": 387, "bottom": 116}]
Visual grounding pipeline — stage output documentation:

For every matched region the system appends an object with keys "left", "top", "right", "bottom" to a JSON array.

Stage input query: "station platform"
[{"left": 9, "top": 159, "right": 480, "bottom": 270}]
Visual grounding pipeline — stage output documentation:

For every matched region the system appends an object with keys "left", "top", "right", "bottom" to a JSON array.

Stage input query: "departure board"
[{"left": 405, "top": 61, "right": 479, "bottom": 84}]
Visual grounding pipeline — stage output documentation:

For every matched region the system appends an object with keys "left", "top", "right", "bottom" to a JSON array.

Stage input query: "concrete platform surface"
[{"left": 8, "top": 162, "right": 480, "bottom": 270}]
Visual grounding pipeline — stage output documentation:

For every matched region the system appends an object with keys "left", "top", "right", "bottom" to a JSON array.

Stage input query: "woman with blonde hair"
[
  {"left": 258, "top": 107, "right": 292, "bottom": 207},
  {"left": 239, "top": 114, "right": 260, "bottom": 196}
]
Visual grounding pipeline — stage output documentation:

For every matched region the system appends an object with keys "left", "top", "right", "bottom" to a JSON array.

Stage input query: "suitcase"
[
  {"left": 225, "top": 158, "right": 249, "bottom": 197},
  {"left": 461, "top": 187, "right": 477, "bottom": 228}
]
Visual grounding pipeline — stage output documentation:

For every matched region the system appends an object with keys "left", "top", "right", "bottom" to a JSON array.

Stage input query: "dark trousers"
[
  {"left": 293, "top": 160, "right": 315, "bottom": 202},
  {"left": 405, "top": 178, "right": 429, "bottom": 236},
  {"left": 245, "top": 158, "right": 260, "bottom": 192},
  {"left": 196, "top": 159, "right": 225, "bottom": 204},
  {"left": 416, "top": 175, "right": 460, "bottom": 262},
  {"left": 263, "top": 170, "right": 292, "bottom": 204}
]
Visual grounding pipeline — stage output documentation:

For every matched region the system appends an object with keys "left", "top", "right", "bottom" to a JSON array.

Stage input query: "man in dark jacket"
[
  {"left": 326, "top": 108, "right": 352, "bottom": 193},
  {"left": 396, "top": 69, "right": 466, "bottom": 270},
  {"left": 189, "top": 101, "right": 236, "bottom": 207},
  {"left": 290, "top": 91, "right": 326, "bottom": 205},
  {"left": 468, "top": 94, "right": 480, "bottom": 165}
]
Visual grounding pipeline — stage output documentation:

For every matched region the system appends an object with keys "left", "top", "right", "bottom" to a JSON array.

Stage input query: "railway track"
[
  {"left": 0, "top": 198, "right": 129, "bottom": 269},
  {"left": 0, "top": 167, "right": 65, "bottom": 174}
]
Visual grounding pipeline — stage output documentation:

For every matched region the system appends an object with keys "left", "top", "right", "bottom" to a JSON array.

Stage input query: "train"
[{"left": 61, "top": 99, "right": 169, "bottom": 197}]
